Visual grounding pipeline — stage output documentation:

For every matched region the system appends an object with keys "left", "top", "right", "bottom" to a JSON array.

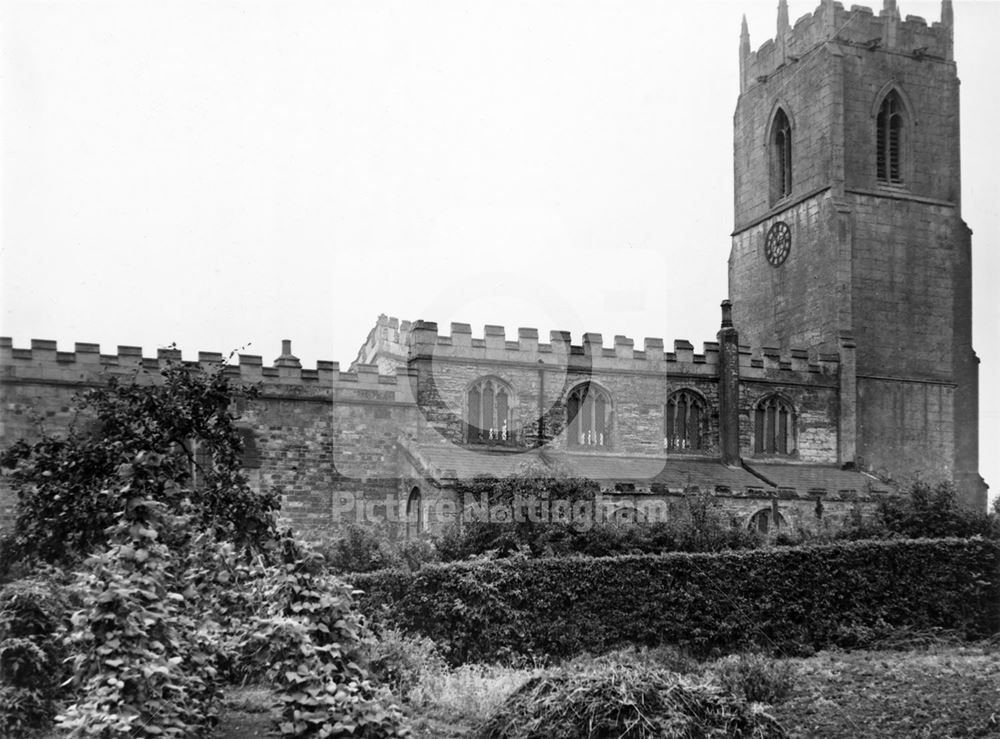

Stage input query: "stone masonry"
[{"left": 0, "top": 1, "right": 987, "bottom": 540}]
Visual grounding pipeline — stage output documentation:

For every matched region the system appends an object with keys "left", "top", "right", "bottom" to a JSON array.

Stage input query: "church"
[{"left": 0, "top": 0, "right": 986, "bottom": 537}]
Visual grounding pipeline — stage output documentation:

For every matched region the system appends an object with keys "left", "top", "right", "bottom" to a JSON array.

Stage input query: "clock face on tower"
[{"left": 764, "top": 221, "right": 792, "bottom": 266}]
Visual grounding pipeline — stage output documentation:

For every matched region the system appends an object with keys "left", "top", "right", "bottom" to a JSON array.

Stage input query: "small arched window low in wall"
[
  {"left": 406, "top": 487, "right": 423, "bottom": 538},
  {"left": 749, "top": 508, "right": 786, "bottom": 535}
]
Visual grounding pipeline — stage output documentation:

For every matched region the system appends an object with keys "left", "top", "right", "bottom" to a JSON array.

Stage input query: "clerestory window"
[
  {"left": 665, "top": 389, "right": 707, "bottom": 452},
  {"left": 753, "top": 395, "right": 796, "bottom": 456},
  {"left": 466, "top": 377, "right": 513, "bottom": 444},
  {"left": 567, "top": 383, "right": 611, "bottom": 448}
]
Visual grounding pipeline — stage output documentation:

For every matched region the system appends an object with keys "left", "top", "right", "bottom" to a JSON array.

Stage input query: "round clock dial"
[{"left": 764, "top": 221, "right": 792, "bottom": 266}]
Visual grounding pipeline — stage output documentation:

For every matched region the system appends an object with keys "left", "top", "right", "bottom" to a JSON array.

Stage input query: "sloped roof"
[
  {"left": 742, "top": 461, "right": 890, "bottom": 495},
  {"left": 400, "top": 440, "right": 890, "bottom": 499},
  {"left": 402, "top": 442, "right": 759, "bottom": 491}
]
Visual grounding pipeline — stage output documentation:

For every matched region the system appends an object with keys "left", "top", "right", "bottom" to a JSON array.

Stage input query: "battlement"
[
  {"left": 352, "top": 313, "right": 414, "bottom": 373},
  {"left": 740, "top": 0, "right": 954, "bottom": 92},
  {"left": 401, "top": 319, "right": 836, "bottom": 381},
  {"left": 0, "top": 337, "right": 417, "bottom": 404}
]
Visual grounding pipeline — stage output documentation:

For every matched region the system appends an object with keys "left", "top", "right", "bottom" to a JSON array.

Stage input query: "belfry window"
[
  {"left": 467, "top": 377, "right": 513, "bottom": 443},
  {"left": 770, "top": 108, "right": 792, "bottom": 203},
  {"left": 753, "top": 395, "right": 796, "bottom": 455},
  {"left": 876, "top": 91, "right": 904, "bottom": 184},
  {"left": 567, "top": 383, "right": 611, "bottom": 448},
  {"left": 665, "top": 389, "right": 706, "bottom": 451}
]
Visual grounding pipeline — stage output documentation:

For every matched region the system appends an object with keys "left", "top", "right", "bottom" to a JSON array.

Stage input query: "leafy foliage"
[
  {"left": 475, "top": 662, "right": 786, "bottom": 739},
  {"left": 447, "top": 462, "right": 601, "bottom": 558},
  {"left": 241, "top": 537, "right": 410, "bottom": 738},
  {"left": 352, "top": 538, "right": 1000, "bottom": 664},
  {"left": 436, "top": 473, "right": 760, "bottom": 563},
  {"left": 367, "top": 627, "right": 449, "bottom": 701},
  {"left": 0, "top": 359, "right": 278, "bottom": 566},
  {"left": 55, "top": 461, "right": 224, "bottom": 738},
  {"left": 0, "top": 577, "right": 72, "bottom": 737},
  {"left": 876, "top": 481, "right": 999, "bottom": 539}
]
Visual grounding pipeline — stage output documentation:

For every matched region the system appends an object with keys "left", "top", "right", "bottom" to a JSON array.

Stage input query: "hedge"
[{"left": 350, "top": 538, "right": 1000, "bottom": 663}]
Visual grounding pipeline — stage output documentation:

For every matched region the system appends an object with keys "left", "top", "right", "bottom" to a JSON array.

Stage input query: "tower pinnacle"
[
  {"left": 777, "top": 0, "right": 790, "bottom": 63},
  {"left": 739, "top": 15, "right": 751, "bottom": 93},
  {"left": 941, "top": 0, "right": 954, "bottom": 26}
]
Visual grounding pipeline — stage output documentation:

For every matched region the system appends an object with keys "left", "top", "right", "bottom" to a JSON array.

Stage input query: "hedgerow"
[{"left": 352, "top": 538, "right": 1000, "bottom": 663}]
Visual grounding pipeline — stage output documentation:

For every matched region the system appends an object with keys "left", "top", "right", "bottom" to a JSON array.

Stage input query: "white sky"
[{"left": 2, "top": 0, "right": 997, "bottom": 500}]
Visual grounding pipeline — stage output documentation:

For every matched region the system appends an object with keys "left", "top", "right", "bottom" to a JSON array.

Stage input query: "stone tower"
[{"left": 728, "top": 0, "right": 985, "bottom": 506}]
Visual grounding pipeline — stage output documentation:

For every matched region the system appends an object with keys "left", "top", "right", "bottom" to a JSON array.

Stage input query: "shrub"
[
  {"left": 178, "top": 530, "right": 280, "bottom": 684},
  {"left": 446, "top": 463, "right": 601, "bottom": 559},
  {"left": 437, "top": 486, "right": 761, "bottom": 562},
  {"left": 242, "top": 538, "right": 410, "bottom": 738},
  {"left": 0, "top": 686, "right": 54, "bottom": 738},
  {"left": 877, "top": 481, "right": 999, "bottom": 539},
  {"left": 0, "top": 577, "right": 72, "bottom": 737},
  {"left": 313, "top": 524, "right": 404, "bottom": 574},
  {"left": 352, "top": 538, "right": 1000, "bottom": 664},
  {"left": 368, "top": 627, "right": 448, "bottom": 700},
  {"left": 55, "top": 471, "right": 224, "bottom": 738},
  {"left": 712, "top": 653, "right": 794, "bottom": 705},
  {"left": 475, "top": 662, "right": 786, "bottom": 739}
]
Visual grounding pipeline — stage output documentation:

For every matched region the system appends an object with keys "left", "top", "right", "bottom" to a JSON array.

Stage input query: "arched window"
[
  {"left": 665, "top": 389, "right": 707, "bottom": 452},
  {"left": 754, "top": 395, "right": 796, "bottom": 455},
  {"left": 876, "top": 90, "right": 904, "bottom": 184},
  {"left": 749, "top": 508, "right": 786, "bottom": 534},
  {"left": 567, "top": 383, "right": 611, "bottom": 448},
  {"left": 406, "top": 487, "right": 422, "bottom": 538},
  {"left": 770, "top": 108, "right": 793, "bottom": 203},
  {"left": 466, "top": 377, "right": 513, "bottom": 443}
]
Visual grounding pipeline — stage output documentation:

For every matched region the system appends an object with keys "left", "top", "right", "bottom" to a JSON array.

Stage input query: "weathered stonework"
[
  {"left": 0, "top": 1, "right": 987, "bottom": 540},
  {"left": 730, "top": 0, "right": 985, "bottom": 507}
]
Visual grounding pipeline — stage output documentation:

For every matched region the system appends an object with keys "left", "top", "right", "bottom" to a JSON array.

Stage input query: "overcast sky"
[{"left": 2, "top": 0, "right": 997, "bottom": 498}]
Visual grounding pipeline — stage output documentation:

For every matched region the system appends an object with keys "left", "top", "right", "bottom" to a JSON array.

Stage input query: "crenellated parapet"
[
  {"left": 399, "top": 319, "right": 837, "bottom": 387},
  {"left": 740, "top": 0, "right": 954, "bottom": 93},
  {"left": 351, "top": 314, "right": 414, "bottom": 374},
  {"left": 0, "top": 337, "right": 417, "bottom": 405}
]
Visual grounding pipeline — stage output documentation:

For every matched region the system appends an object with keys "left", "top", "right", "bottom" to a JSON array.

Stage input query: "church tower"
[{"left": 728, "top": 0, "right": 986, "bottom": 506}]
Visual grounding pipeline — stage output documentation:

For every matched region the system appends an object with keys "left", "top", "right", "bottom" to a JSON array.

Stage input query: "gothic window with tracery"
[
  {"left": 877, "top": 90, "right": 904, "bottom": 184},
  {"left": 567, "top": 383, "right": 611, "bottom": 448},
  {"left": 770, "top": 108, "right": 793, "bottom": 203},
  {"left": 665, "top": 389, "right": 707, "bottom": 451},
  {"left": 466, "top": 377, "right": 513, "bottom": 443},
  {"left": 753, "top": 395, "right": 796, "bottom": 455}
]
